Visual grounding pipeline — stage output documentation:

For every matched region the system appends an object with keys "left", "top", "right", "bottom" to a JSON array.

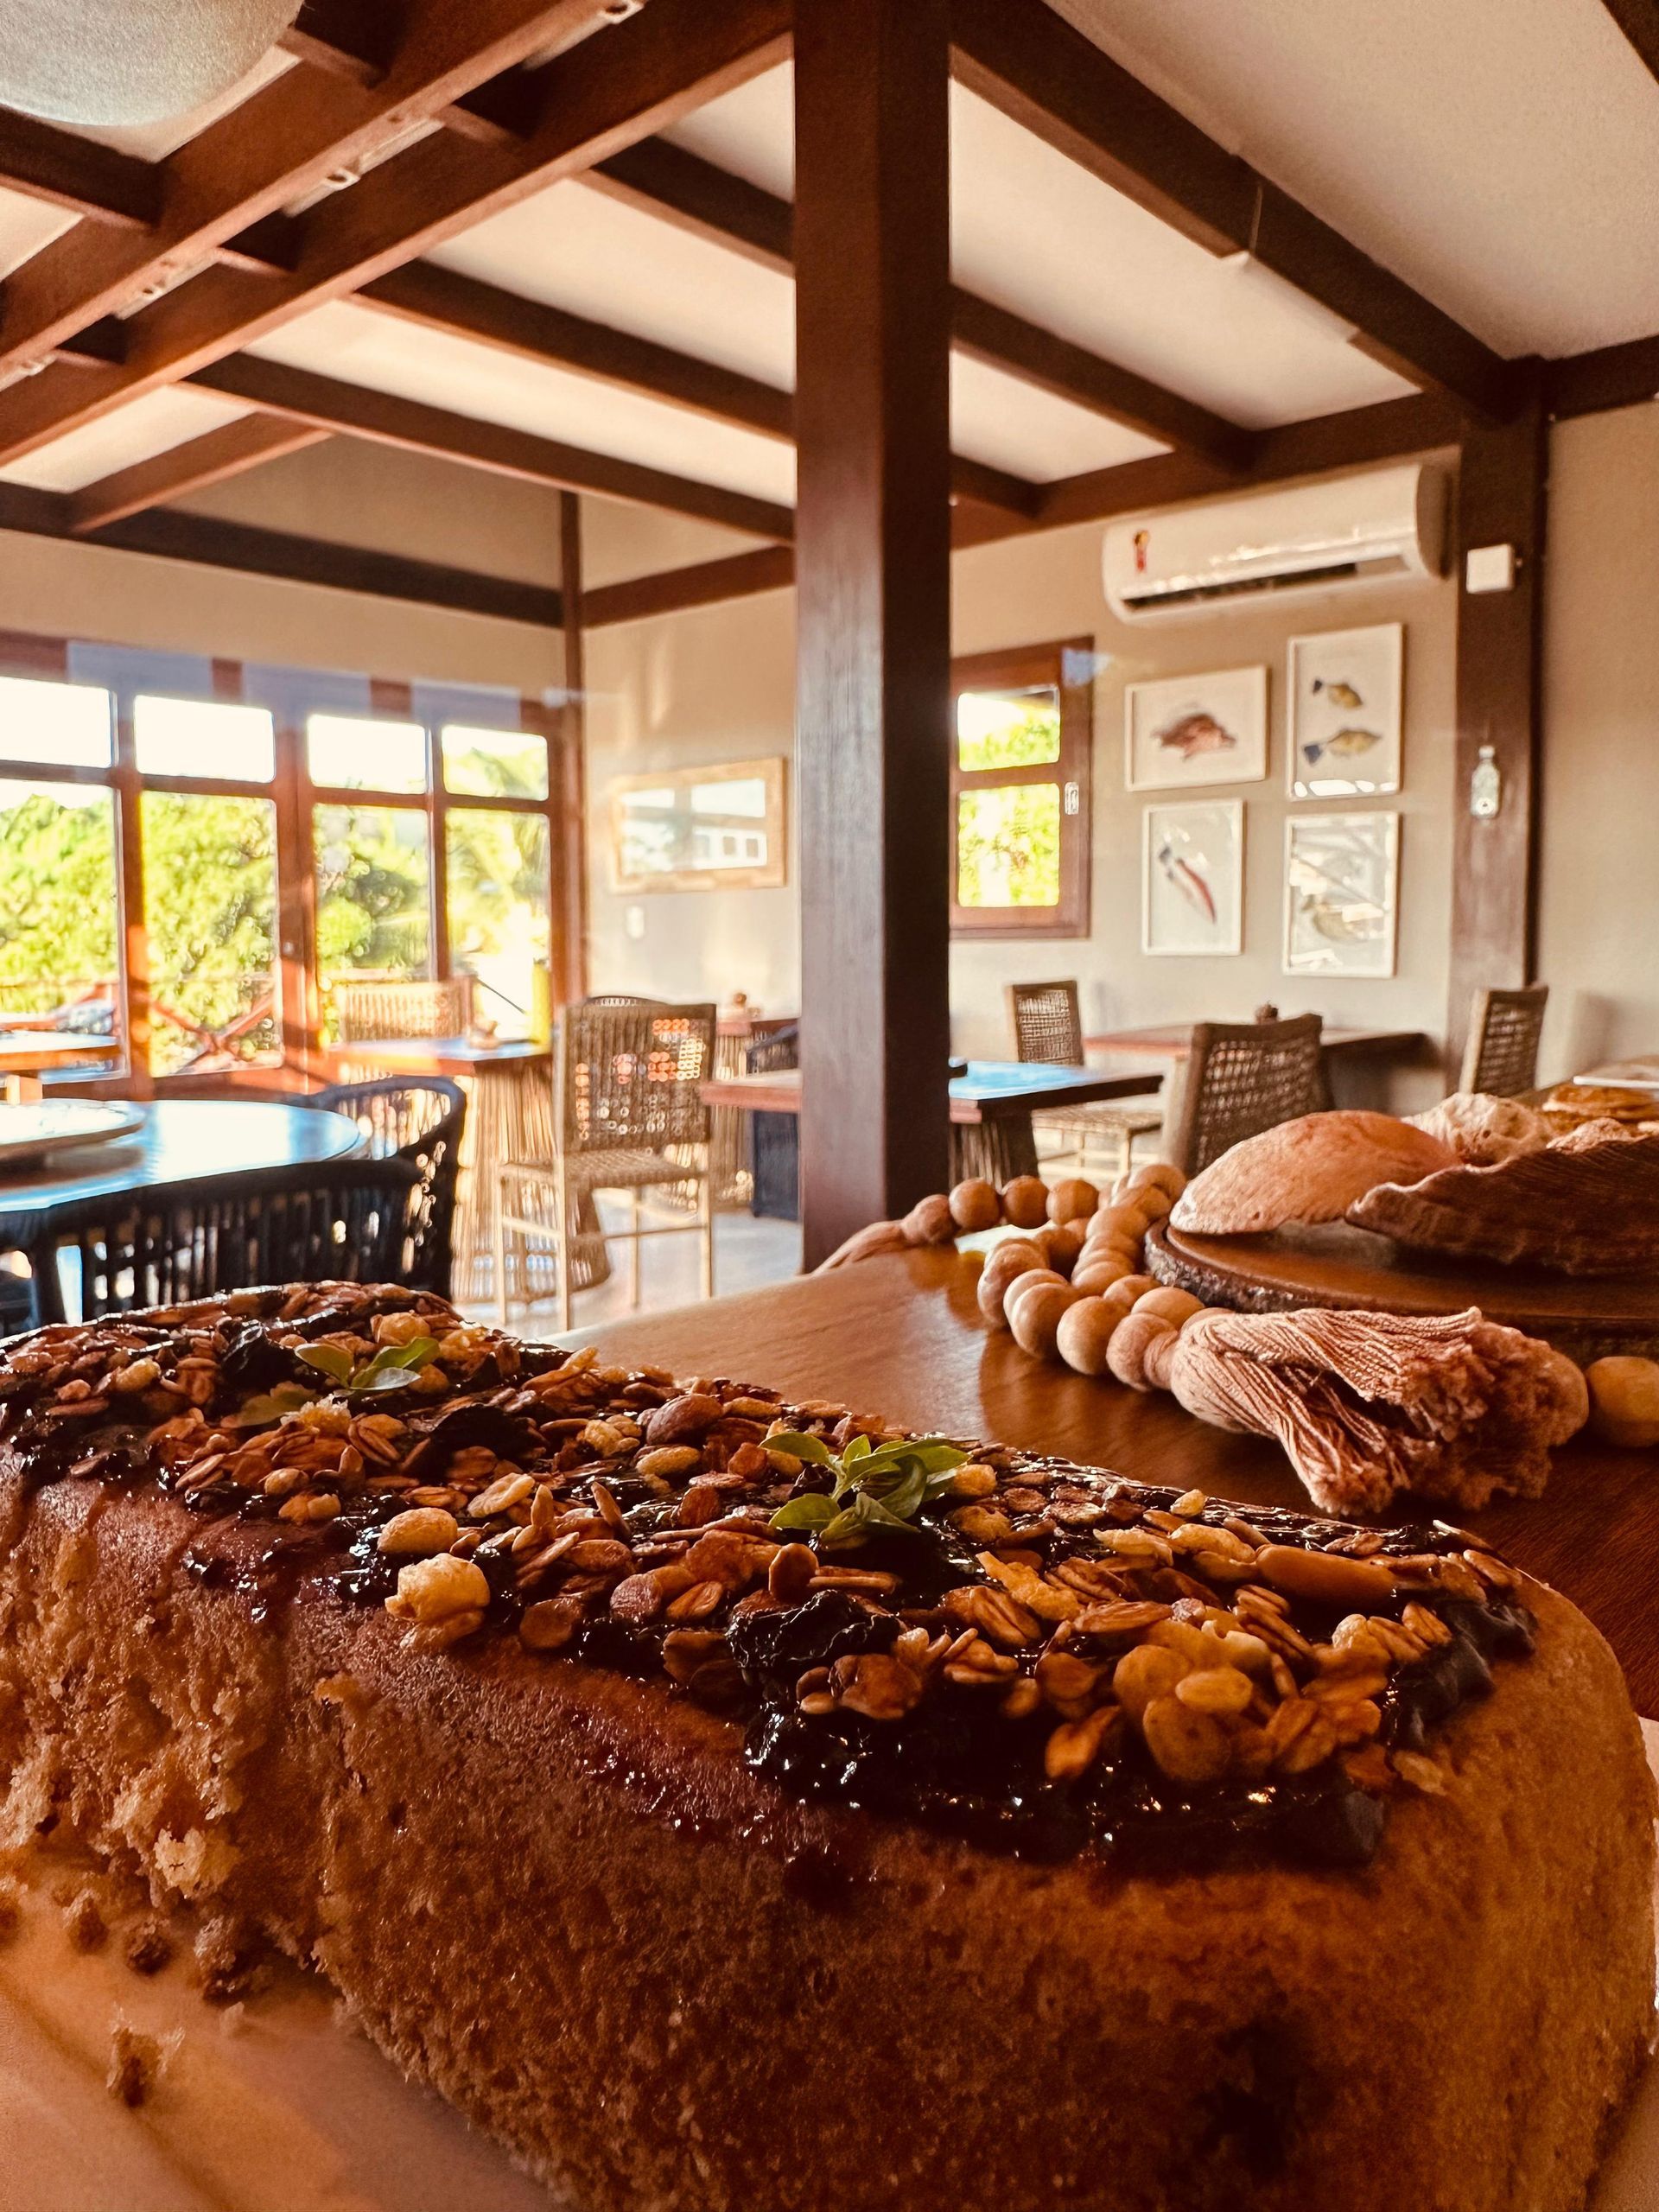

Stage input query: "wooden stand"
[{"left": 1147, "top": 1217, "right": 1659, "bottom": 1365}]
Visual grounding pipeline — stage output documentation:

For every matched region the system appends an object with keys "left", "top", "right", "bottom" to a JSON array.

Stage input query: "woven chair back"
[
  {"left": 1171, "top": 1014, "right": 1325, "bottom": 1176},
  {"left": 1007, "top": 980, "right": 1084, "bottom": 1066},
  {"left": 557, "top": 997, "right": 716, "bottom": 1158},
  {"left": 1460, "top": 984, "right": 1548, "bottom": 1096},
  {"left": 334, "top": 976, "right": 474, "bottom": 1043},
  {"left": 315, "top": 1076, "right": 467, "bottom": 1296}
]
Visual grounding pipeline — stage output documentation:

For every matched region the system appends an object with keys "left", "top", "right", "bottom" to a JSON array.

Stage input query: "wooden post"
[
  {"left": 793, "top": 0, "right": 954, "bottom": 1265},
  {"left": 557, "top": 489, "right": 589, "bottom": 1005},
  {"left": 1446, "top": 383, "right": 1548, "bottom": 1079}
]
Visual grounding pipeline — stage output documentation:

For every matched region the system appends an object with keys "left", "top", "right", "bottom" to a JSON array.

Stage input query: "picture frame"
[
  {"left": 1141, "top": 798, "right": 1245, "bottom": 957},
  {"left": 1283, "top": 811, "right": 1401, "bottom": 979},
  {"left": 1287, "top": 623, "right": 1403, "bottom": 798},
  {"left": 1124, "top": 665, "right": 1268, "bottom": 791},
  {"left": 607, "top": 757, "right": 787, "bottom": 894}
]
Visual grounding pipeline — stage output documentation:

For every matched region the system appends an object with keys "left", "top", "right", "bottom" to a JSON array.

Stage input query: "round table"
[{"left": 0, "top": 1100, "right": 365, "bottom": 1324}]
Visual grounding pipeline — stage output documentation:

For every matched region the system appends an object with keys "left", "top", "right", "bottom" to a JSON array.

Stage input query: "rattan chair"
[
  {"left": 495, "top": 997, "right": 717, "bottom": 1330},
  {"left": 1007, "top": 981, "right": 1163, "bottom": 1181},
  {"left": 315, "top": 1076, "right": 467, "bottom": 1297},
  {"left": 1460, "top": 984, "right": 1548, "bottom": 1096},
  {"left": 24, "top": 1156, "right": 417, "bottom": 1325},
  {"left": 1168, "top": 1014, "right": 1325, "bottom": 1177},
  {"left": 333, "top": 976, "right": 475, "bottom": 1043}
]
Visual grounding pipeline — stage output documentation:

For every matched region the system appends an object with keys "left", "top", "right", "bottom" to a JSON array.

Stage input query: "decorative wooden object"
[
  {"left": 1147, "top": 1217, "right": 1659, "bottom": 1367},
  {"left": 793, "top": 0, "right": 954, "bottom": 1265}
]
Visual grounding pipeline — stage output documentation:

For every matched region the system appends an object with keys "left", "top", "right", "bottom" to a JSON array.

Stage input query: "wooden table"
[
  {"left": 1084, "top": 1022, "right": 1427, "bottom": 1063},
  {"left": 0, "top": 1030, "right": 116, "bottom": 1103},
  {"left": 0, "top": 1100, "right": 364, "bottom": 1323},
  {"left": 577, "top": 1247, "right": 1659, "bottom": 1717},
  {"left": 321, "top": 1037, "right": 607, "bottom": 1303},
  {"left": 700, "top": 1059, "right": 1165, "bottom": 1181}
]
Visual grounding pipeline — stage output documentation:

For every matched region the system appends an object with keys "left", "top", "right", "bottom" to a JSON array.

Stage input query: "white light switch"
[{"left": 1465, "top": 543, "right": 1516, "bottom": 594}]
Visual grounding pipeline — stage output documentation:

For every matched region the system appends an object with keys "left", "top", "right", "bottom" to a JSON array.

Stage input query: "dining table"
[
  {"left": 578, "top": 1243, "right": 1659, "bottom": 1718},
  {"left": 699, "top": 1058, "right": 1165, "bottom": 1182},
  {"left": 0, "top": 1029, "right": 118, "bottom": 1103},
  {"left": 319, "top": 1035, "right": 607, "bottom": 1303},
  {"left": 0, "top": 1098, "right": 365, "bottom": 1325}
]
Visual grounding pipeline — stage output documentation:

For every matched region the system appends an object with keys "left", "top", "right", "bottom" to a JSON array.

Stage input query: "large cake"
[{"left": 0, "top": 1284, "right": 1651, "bottom": 2212}]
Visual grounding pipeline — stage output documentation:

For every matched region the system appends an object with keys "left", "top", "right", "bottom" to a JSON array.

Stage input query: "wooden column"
[
  {"left": 793, "top": 0, "right": 954, "bottom": 1265},
  {"left": 1446, "top": 384, "right": 1548, "bottom": 1079},
  {"left": 557, "top": 489, "right": 589, "bottom": 1005}
]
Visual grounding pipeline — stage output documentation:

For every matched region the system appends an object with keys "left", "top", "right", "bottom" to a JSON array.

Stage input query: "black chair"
[
  {"left": 315, "top": 1076, "right": 467, "bottom": 1297},
  {"left": 22, "top": 1156, "right": 418, "bottom": 1325},
  {"left": 747, "top": 1023, "right": 799, "bottom": 1221}
]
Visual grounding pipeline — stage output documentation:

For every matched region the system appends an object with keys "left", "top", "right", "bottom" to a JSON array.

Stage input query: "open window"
[{"left": 950, "top": 639, "right": 1092, "bottom": 939}]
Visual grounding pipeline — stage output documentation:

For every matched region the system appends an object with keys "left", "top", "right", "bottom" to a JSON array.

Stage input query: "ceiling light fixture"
[{"left": 0, "top": 0, "right": 302, "bottom": 128}]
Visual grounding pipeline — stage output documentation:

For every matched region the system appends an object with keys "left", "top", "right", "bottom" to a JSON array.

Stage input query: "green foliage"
[
  {"left": 0, "top": 787, "right": 118, "bottom": 1009},
  {"left": 769, "top": 1431, "right": 968, "bottom": 1550},
  {"left": 140, "top": 792, "right": 276, "bottom": 1071},
  {"left": 314, "top": 803, "right": 430, "bottom": 980},
  {"left": 957, "top": 692, "right": 1060, "bottom": 773},
  {"left": 957, "top": 784, "right": 1062, "bottom": 909}
]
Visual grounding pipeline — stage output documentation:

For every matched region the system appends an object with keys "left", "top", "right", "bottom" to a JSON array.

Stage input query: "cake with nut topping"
[{"left": 0, "top": 1284, "right": 1650, "bottom": 2211}]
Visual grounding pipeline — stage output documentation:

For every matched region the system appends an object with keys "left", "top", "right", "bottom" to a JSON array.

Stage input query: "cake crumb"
[
  {"left": 217, "top": 2000, "right": 248, "bottom": 2037},
  {"left": 123, "top": 1915, "right": 173, "bottom": 1977},
  {"left": 63, "top": 1888, "right": 108, "bottom": 1953},
  {"left": 106, "top": 2021, "right": 162, "bottom": 2108},
  {"left": 194, "top": 1913, "right": 266, "bottom": 2004}
]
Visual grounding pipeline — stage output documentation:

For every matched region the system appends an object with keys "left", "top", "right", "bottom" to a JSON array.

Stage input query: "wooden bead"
[
  {"left": 947, "top": 1178, "right": 1002, "bottom": 1234},
  {"left": 1127, "top": 1160, "right": 1186, "bottom": 1201},
  {"left": 1071, "top": 1255, "right": 1130, "bottom": 1296},
  {"left": 1112, "top": 1274, "right": 1158, "bottom": 1305},
  {"left": 1132, "top": 1286, "right": 1205, "bottom": 1328},
  {"left": 1141, "top": 1325, "right": 1180, "bottom": 1392},
  {"left": 1106, "top": 1311, "right": 1175, "bottom": 1390},
  {"left": 900, "top": 1192, "right": 957, "bottom": 1246},
  {"left": 1046, "top": 1176, "right": 1099, "bottom": 1225},
  {"left": 1001, "top": 1267, "right": 1066, "bottom": 1323},
  {"left": 1009, "top": 1281, "right": 1078, "bottom": 1357},
  {"left": 1083, "top": 1233, "right": 1144, "bottom": 1274},
  {"left": 1089, "top": 1198, "right": 1154, "bottom": 1243},
  {"left": 1055, "top": 1296, "right": 1118, "bottom": 1376},
  {"left": 976, "top": 1238, "right": 1046, "bottom": 1325},
  {"left": 1001, "top": 1175, "right": 1050, "bottom": 1230},
  {"left": 1586, "top": 1357, "right": 1659, "bottom": 1448},
  {"left": 1045, "top": 1223, "right": 1087, "bottom": 1276}
]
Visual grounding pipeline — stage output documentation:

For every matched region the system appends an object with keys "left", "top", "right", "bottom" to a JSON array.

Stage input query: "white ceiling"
[{"left": 0, "top": 2, "right": 1652, "bottom": 553}]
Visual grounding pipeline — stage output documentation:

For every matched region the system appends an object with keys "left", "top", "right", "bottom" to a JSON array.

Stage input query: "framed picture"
[
  {"left": 1142, "top": 799, "right": 1244, "bottom": 957},
  {"left": 1124, "top": 665, "right": 1268, "bottom": 791},
  {"left": 607, "top": 757, "right": 787, "bottom": 893},
  {"left": 1283, "top": 811, "right": 1400, "bottom": 978},
  {"left": 1287, "top": 623, "right": 1403, "bottom": 798}
]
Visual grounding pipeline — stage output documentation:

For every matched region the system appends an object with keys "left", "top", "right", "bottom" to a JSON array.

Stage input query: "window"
[
  {"left": 0, "top": 634, "right": 569, "bottom": 1090},
  {"left": 951, "top": 639, "right": 1092, "bottom": 938}
]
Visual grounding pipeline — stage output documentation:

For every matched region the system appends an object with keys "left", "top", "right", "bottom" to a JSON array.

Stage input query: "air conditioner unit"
[{"left": 1103, "top": 463, "right": 1446, "bottom": 620}]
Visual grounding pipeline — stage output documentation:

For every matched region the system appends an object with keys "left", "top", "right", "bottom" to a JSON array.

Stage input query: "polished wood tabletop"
[
  {"left": 321, "top": 1036, "right": 550, "bottom": 1080},
  {"left": 579, "top": 1248, "right": 1659, "bottom": 1717},
  {"left": 0, "top": 1031, "right": 112, "bottom": 1073},
  {"left": 701, "top": 1059, "right": 1163, "bottom": 1123},
  {"left": 1084, "top": 1022, "right": 1427, "bottom": 1061}
]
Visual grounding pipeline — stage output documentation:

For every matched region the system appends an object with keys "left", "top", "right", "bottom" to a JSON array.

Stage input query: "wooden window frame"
[
  {"left": 0, "top": 628, "right": 578, "bottom": 1097},
  {"left": 950, "top": 635, "right": 1092, "bottom": 940}
]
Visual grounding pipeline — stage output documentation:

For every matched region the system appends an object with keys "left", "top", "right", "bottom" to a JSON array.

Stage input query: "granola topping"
[{"left": 0, "top": 1282, "right": 1535, "bottom": 1872}]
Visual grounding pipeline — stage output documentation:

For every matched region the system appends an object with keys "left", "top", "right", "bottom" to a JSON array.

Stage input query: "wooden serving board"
[{"left": 1146, "top": 1217, "right": 1659, "bottom": 1363}]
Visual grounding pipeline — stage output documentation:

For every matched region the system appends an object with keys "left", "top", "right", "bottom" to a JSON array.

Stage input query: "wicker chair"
[
  {"left": 333, "top": 976, "right": 474, "bottom": 1043},
  {"left": 24, "top": 1156, "right": 417, "bottom": 1325},
  {"left": 496, "top": 997, "right": 717, "bottom": 1330},
  {"left": 1007, "top": 981, "right": 1163, "bottom": 1181},
  {"left": 315, "top": 1076, "right": 467, "bottom": 1297},
  {"left": 1460, "top": 984, "right": 1548, "bottom": 1096},
  {"left": 1168, "top": 1014, "right": 1326, "bottom": 1177}
]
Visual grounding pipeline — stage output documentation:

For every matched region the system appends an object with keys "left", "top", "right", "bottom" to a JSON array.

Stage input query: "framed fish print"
[
  {"left": 1287, "top": 624, "right": 1403, "bottom": 799},
  {"left": 1124, "top": 665, "right": 1268, "bottom": 791},
  {"left": 1283, "top": 811, "right": 1400, "bottom": 979},
  {"left": 1142, "top": 799, "right": 1244, "bottom": 957}
]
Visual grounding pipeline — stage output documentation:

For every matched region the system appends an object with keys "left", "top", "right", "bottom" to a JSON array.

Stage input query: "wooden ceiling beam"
[
  {"left": 354, "top": 259, "right": 1043, "bottom": 514},
  {"left": 67, "top": 416, "right": 330, "bottom": 534},
  {"left": 0, "top": 108, "right": 162, "bottom": 228},
  {"left": 1601, "top": 0, "right": 1659, "bottom": 83},
  {"left": 0, "top": 0, "right": 791, "bottom": 469},
  {"left": 948, "top": 0, "right": 1516, "bottom": 421},
  {"left": 582, "top": 389, "right": 1461, "bottom": 626},
  {"left": 188, "top": 351, "right": 795, "bottom": 538},
  {"left": 1544, "top": 332, "right": 1659, "bottom": 420},
  {"left": 0, "top": 0, "right": 634, "bottom": 385},
  {"left": 0, "top": 475, "right": 563, "bottom": 625},
  {"left": 584, "top": 137, "right": 1251, "bottom": 468}
]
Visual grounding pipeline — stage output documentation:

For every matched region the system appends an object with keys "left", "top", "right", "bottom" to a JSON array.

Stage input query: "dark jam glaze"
[{"left": 0, "top": 1286, "right": 1536, "bottom": 1875}]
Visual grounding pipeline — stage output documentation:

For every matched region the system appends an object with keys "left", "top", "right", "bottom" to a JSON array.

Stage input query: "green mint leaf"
[
  {"left": 763, "top": 1431, "right": 834, "bottom": 1465},
  {"left": 296, "top": 1344, "right": 353, "bottom": 1384},
  {"left": 769, "top": 1493, "right": 838, "bottom": 1534}
]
